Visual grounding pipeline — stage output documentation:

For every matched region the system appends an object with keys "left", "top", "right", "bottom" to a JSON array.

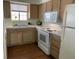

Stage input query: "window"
[
  {"left": 20, "top": 12, "right": 27, "bottom": 20},
  {"left": 11, "top": 2, "right": 30, "bottom": 21}
]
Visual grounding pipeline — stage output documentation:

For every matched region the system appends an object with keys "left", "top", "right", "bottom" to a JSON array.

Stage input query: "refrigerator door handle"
[{"left": 62, "top": 26, "right": 75, "bottom": 29}]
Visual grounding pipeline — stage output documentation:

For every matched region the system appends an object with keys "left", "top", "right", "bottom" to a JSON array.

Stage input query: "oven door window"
[{"left": 40, "top": 34, "right": 46, "bottom": 43}]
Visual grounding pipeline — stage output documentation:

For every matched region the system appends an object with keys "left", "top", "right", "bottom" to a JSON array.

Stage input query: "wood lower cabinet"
[
  {"left": 10, "top": 31, "right": 22, "bottom": 46},
  {"left": 7, "top": 29, "right": 22, "bottom": 46},
  {"left": 22, "top": 28, "right": 37, "bottom": 44},
  {"left": 7, "top": 28, "right": 37, "bottom": 47},
  {"left": 50, "top": 34, "right": 61, "bottom": 59}
]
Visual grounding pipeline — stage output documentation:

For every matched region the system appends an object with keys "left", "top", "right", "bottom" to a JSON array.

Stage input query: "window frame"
[{"left": 11, "top": 2, "right": 30, "bottom": 21}]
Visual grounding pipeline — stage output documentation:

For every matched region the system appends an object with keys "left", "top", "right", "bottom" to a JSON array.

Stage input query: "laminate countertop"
[{"left": 6, "top": 24, "right": 62, "bottom": 36}]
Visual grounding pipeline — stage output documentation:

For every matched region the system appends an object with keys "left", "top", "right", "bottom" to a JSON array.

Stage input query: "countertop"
[
  {"left": 6, "top": 25, "right": 37, "bottom": 28},
  {"left": 6, "top": 24, "right": 62, "bottom": 36},
  {"left": 36, "top": 25, "right": 62, "bottom": 36}
]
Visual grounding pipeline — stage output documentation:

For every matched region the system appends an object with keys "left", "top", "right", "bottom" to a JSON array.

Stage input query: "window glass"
[
  {"left": 20, "top": 12, "right": 27, "bottom": 20},
  {"left": 11, "top": 11, "right": 19, "bottom": 20},
  {"left": 11, "top": 4, "right": 28, "bottom": 11}
]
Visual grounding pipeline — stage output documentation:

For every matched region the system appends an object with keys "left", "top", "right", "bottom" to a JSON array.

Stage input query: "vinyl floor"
[{"left": 7, "top": 43, "right": 55, "bottom": 59}]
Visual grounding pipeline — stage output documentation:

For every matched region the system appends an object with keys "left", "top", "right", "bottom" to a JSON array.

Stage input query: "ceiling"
[{"left": 4, "top": 0, "right": 50, "bottom": 4}]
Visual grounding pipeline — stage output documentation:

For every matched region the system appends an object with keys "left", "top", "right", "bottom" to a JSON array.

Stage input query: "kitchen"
[{"left": 3, "top": 0, "right": 75, "bottom": 59}]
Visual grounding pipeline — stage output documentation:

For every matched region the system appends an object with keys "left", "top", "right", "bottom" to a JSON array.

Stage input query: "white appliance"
[
  {"left": 44, "top": 11, "right": 58, "bottom": 23},
  {"left": 59, "top": 4, "right": 75, "bottom": 59},
  {"left": 37, "top": 29, "right": 50, "bottom": 55},
  {"left": 37, "top": 11, "right": 58, "bottom": 55}
]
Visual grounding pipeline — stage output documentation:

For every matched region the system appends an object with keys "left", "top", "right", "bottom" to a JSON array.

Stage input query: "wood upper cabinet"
[
  {"left": 30, "top": 4, "right": 39, "bottom": 19},
  {"left": 46, "top": 0, "right": 53, "bottom": 12},
  {"left": 39, "top": 3, "right": 46, "bottom": 19},
  {"left": 44, "top": 0, "right": 60, "bottom": 12},
  {"left": 52, "top": 0, "right": 60, "bottom": 11},
  {"left": 3, "top": 1, "right": 11, "bottom": 18},
  {"left": 39, "top": 0, "right": 60, "bottom": 19},
  {"left": 59, "top": 0, "right": 74, "bottom": 20}
]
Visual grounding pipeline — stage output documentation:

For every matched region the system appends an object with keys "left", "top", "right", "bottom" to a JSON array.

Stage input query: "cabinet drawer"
[
  {"left": 7, "top": 28, "right": 22, "bottom": 32},
  {"left": 22, "top": 28, "right": 36, "bottom": 31}
]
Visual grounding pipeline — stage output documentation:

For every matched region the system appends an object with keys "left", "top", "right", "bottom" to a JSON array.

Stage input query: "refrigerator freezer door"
[
  {"left": 63, "top": 4, "right": 75, "bottom": 27},
  {"left": 59, "top": 28, "right": 75, "bottom": 59}
]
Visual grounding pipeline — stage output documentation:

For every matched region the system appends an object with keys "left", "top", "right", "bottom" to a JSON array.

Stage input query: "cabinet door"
[
  {"left": 39, "top": 3, "right": 46, "bottom": 19},
  {"left": 3, "top": 1, "right": 11, "bottom": 18},
  {"left": 10, "top": 31, "right": 22, "bottom": 46},
  {"left": 50, "top": 34, "right": 61, "bottom": 59},
  {"left": 30, "top": 4, "right": 39, "bottom": 19},
  {"left": 46, "top": 0, "right": 53, "bottom": 12},
  {"left": 39, "top": 4, "right": 43, "bottom": 19},
  {"left": 59, "top": 0, "right": 74, "bottom": 20},
  {"left": 52, "top": 0, "right": 60, "bottom": 11},
  {"left": 23, "top": 28, "right": 36, "bottom": 44}
]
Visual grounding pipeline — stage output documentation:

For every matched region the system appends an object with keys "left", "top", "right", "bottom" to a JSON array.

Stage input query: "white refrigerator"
[{"left": 59, "top": 4, "right": 75, "bottom": 59}]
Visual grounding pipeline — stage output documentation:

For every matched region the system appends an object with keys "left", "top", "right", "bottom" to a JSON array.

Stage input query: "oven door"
[{"left": 38, "top": 29, "right": 50, "bottom": 47}]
